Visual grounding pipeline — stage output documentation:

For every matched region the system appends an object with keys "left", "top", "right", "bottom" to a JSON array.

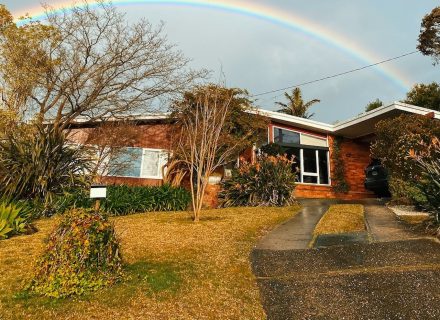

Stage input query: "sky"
[{"left": 5, "top": 0, "right": 440, "bottom": 123}]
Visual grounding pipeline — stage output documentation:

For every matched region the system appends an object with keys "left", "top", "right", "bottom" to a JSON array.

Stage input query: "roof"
[
  {"left": 69, "top": 102, "right": 439, "bottom": 139},
  {"left": 255, "top": 102, "right": 440, "bottom": 139},
  {"left": 67, "top": 112, "right": 171, "bottom": 127}
]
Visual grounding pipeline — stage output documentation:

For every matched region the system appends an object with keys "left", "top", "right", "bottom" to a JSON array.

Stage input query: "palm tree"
[{"left": 275, "top": 88, "right": 320, "bottom": 119}]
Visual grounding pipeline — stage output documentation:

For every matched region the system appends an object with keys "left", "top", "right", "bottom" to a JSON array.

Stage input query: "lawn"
[
  {"left": 0, "top": 206, "right": 299, "bottom": 319},
  {"left": 313, "top": 204, "right": 365, "bottom": 235}
]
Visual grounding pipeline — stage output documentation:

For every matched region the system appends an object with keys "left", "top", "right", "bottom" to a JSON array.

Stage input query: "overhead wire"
[{"left": 250, "top": 51, "right": 418, "bottom": 98}]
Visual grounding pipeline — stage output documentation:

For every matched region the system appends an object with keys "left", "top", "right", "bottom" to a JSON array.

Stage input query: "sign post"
[{"left": 90, "top": 184, "right": 107, "bottom": 212}]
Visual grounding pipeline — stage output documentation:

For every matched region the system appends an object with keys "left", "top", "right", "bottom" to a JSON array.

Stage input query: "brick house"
[{"left": 69, "top": 102, "right": 440, "bottom": 202}]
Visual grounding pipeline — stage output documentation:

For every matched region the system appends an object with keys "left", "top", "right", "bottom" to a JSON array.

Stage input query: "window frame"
[
  {"left": 140, "top": 148, "right": 169, "bottom": 179},
  {"left": 270, "top": 126, "right": 331, "bottom": 186},
  {"left": 106, "top": 146, "right": 169, "bottom": 180}
]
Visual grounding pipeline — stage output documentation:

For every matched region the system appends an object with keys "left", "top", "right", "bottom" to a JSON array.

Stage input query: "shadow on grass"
[{"left": 9, "top": 260, "right": 192, "bottom": 311}]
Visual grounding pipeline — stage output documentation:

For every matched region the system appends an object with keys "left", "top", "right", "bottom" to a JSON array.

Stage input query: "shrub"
[
  {"left": 371, "top": 114, "right": 440, "bottom": 204},
  {"left": 220, "top": 154, "right": 296, "bottom": 207},
  {"left": 29, "top": 209, "right": 122, "bottom": 298},
  {"left": 52, "top": 185, "right": 191, "bottom": 216},
  {"left": 412, "top": 138, "right": 440, "bottom": 222},
  {"left": 331, "top": 137, "right": 350, "bottom": 193},
  {"left": 0, "top": 125, "right": 91, "bottom": 208},
  {"left": 388, "top": 176, "right": 427, "bottom": 206},
  {"left": 102, "top": 184, "right": 191, "bottom": 215},
  {"left": 0, "top": 201, "right": 31, "bottom": 239},
  {"left": 371, "top": 114, "right": 440, "bottom": 180}
]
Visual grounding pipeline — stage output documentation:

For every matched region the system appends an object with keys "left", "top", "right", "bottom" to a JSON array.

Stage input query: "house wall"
[
  {"left": 70, "top": 119, "right": 375, "bottom": 208},
  {"left": 268, "top": 121, "right": 375, "bottom": 200}
]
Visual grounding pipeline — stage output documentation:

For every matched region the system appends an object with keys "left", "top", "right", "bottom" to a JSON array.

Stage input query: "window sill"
[
  {"left": 296, "top": 182, "right": 332, "bottom": 187},
  {"left": 106, "top": 175, "right": 163, "bottom": 180}
]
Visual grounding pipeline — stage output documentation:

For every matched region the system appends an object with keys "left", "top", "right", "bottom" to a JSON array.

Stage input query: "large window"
[
  {"left": 108, "top": 147, "right": 169, "bottom": 179},
  {"left": 272, "top": 127, "right": 330, "bottom": 185}
]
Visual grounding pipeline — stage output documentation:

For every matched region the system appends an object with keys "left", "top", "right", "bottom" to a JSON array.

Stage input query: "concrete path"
[
  {"left": 256, "top": 199, "right": 334, "bottom": 250},
  {"left": 251, "top": 199, "right": 440, "bottom": 320},
  {"left": 365, "top": 203, "right": 423, "bottom": 242}
]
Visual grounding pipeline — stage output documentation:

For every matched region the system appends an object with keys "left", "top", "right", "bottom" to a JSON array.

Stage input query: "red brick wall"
[{"left": 69, "top": 123, "right": 172, "bottom": 149}]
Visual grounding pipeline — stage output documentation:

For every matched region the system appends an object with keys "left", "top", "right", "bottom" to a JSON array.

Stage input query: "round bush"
[
  {"left": 220, "top": 155, "right": 297, "bottom": 207},
  {"left": 29, "top": 209, "right": 122, "bottom": 298}
]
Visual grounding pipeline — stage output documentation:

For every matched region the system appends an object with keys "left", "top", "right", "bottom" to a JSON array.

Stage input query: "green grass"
[
  {"left": 314, "top": 204, "right": 365, "bottom": 235},
  {"left": 0, "top": 206, "right": 300, "bottom": 319}
]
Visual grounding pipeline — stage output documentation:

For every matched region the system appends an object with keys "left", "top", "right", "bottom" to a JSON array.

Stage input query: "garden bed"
[{"left": 0, "top": 206, "right": 299, "bottom": 319}]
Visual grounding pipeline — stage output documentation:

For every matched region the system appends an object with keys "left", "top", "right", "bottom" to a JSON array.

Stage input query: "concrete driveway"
[{"left": 251, "top": 199, "right": 440, "bottom": 320}]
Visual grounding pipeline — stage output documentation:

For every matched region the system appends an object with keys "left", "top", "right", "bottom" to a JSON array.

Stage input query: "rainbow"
[{"left": 13, "top": 0, "right": 413, "bottom": 91}]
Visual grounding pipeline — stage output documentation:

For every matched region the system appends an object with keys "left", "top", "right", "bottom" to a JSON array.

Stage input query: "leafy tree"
[
  {"left": 404, "top": 82, "right": 440, "bottom": 111},
  {"left": 418, "top": 6, "right": 440, "bottom": 64},
  {"left": 372, "top": 114, "right": 440, "bottom": 179},
  {"left": 260, "top": 143, "right": 284, "bottom": 156},
  {"left": 171, "top": 84, "right": 268, "bottom": 221},
  {"left": 275, "top": 87, "right": 320, "bottom": 119},
  {"left": 0, "top": 1, "right": 205, "bottom": 130},
  {"left": 365, "top": 99, "right": 383, "bottom": 112},
  {"left": 371, "top": 114, "right": 440, "bottom": 204}
]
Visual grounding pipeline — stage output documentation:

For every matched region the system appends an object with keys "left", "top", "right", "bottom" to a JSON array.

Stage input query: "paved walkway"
[
  {"left": 251, "top": 199, "right": 440, "bottom": 320},
  {"left": 256, "top": 199, "right": 334, "bottom": 250},
  {"left": 256, "top": 198, "right": 424, "bottom": 250},
  {"left": 365, "top": 203, "right": 423, "bottom": 241}
]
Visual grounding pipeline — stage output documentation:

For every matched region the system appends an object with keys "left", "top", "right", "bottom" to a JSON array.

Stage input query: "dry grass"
[
  {"left": 0, "top": 206, "right": 299, "bottom": 319},
  {"left": 313, "top": 204, "right": 365, "bottom": 235}
]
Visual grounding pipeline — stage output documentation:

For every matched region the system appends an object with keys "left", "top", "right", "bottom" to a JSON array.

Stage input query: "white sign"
[{"left": 90, "top": 186, "right": 107, "bottom": 199}]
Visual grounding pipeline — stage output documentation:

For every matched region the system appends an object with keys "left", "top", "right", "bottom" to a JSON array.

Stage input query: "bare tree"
[
  {"left": 79, "top": 120, "right": 140, "bottom": 182},
  {"left": 0, "top": 1, "right": 205, "bottom": 129},
  {"left": 173, "top": 85, "right": 266, "bottom": 221}
]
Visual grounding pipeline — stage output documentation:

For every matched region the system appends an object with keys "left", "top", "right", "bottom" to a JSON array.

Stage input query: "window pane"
[
  {"left": 303, "top": 149, "right": 317, "bottom": 173},
  {"left": 141, "top": 150, "right": 160, "bottom": 177},
  {"left": 319, "top": 150, "right": 329, "bottom": 184},
  {"left": 108, "top": 148, "right": 142, "bottom": 177},
  {"left": 301, "top": 133, "right": 328, "bottom": 147},
  {"left": 303, "top": 175, "right": 318, "bottom": 184},
  {"left": 274, "top": 128, "right": 300, "bottom": 144}
]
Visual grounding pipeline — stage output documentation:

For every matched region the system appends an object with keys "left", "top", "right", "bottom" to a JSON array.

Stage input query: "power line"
[{"left": 251, "top": 51, "right": 418, "bottom": 97}]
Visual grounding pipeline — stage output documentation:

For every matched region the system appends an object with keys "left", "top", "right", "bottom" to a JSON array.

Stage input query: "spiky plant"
[{"left": 0, "top": 124, "right": 91, "bottom": 213}]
